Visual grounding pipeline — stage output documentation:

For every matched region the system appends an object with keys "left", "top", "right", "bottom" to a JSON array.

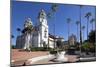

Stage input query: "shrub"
[
  {"left": 89, "top": 43, "right": 96, "bottom": 53},
  {"left": 30, "top": 47, "right": 43, "bottom": 51},
  {"left": 81, "top": 42, "right": 96, "bottom": 53},
  {"left": 82, "top": 42, "right": 90, "bottom": 52},
  {"left": 49, "top": 49, "right": 57, "bottom": 54},
  {"left": 30, "top": 47, "right": 53, "bottom": 51}
]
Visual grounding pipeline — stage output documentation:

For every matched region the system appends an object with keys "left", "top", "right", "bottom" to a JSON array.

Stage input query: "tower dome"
[{"left": 38, "top": 9, "right": 47, "bottom": 19}]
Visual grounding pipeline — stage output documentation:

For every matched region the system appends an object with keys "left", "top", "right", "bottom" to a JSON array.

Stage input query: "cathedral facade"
[{"left": 16, "top": 9, "right": 55, "bottom": 49}]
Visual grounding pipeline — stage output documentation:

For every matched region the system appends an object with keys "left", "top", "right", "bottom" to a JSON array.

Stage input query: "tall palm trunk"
[
  {"left": 77, "top": 25, "right": 78, "bottom": 42},
  {"left": 68, "top": 23, "right": 69, "bottom": 44},
  {"left": 76, "top": 21, "right": 79, "bottom": 42},
  {"left": 82, "top": 26, "right": 85, "bottom": 42},
  {"left": 51, "top": 4, "right": 58, "bottom": 48},
  {"left": 85, "top": 12, "right": 92, "bottom": 40},
  {"left": 82, "top": 30, "right": 84, "bottom": 42},
  {"left": 92, "top": 23, "right": 93, "bottom": 31},
  {"left": 67, "top": 18, "right": 71, "bottom": 45},
  {"left": 54, "top": 23, "right": 56, "bottom": 48},
  {"left": 87, "top": 18, "right": 89, "bottom": 40},
  {"left": 79, "top": 5, "right": 82, "bottom": 56},
  {"left": 68, "top": 23, "right": 69, "bottom": 39}
]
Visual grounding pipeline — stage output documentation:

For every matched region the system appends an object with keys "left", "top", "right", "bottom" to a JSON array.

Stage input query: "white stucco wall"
[{"left": 48, "top": 38, "right": 55, "bottom": 48}]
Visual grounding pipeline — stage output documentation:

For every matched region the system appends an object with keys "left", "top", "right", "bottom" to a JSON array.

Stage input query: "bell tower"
[{"left": 38, "top": 9, "right": 49, "bottom": 47}]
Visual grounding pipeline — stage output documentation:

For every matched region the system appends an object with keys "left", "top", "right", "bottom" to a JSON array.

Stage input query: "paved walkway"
[
  {"left": 31, "top": 55, "right": 79, "bottom": 65},
  {"left": 11, "top": 49, "right": 79, "bottom": 66},
  {"left": 11, "top": 49, "right": 49, "bottom": 66}
]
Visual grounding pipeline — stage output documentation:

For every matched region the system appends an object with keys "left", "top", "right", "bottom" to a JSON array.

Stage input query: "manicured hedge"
[{"left": 30, "top": 47, "right": 53, "bottom": 51}]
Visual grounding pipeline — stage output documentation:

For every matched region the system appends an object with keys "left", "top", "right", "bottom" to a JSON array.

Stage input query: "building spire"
[{"left": 38, "top": 9, "right": 47, "bottom": 19}]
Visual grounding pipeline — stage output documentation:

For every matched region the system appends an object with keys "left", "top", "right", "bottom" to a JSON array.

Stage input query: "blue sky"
[{"left": 11, "top": 1, "right": 96, "bottom": 45}]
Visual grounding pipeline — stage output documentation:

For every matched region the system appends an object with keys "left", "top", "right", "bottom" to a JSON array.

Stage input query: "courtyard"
[{"left": 11, "top": 49, "right": 79, "bottom": 66}]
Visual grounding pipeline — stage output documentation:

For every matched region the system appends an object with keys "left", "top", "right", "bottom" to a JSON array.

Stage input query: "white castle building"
[{"left": 16, "top": 9, "right": 64, "bottom": 50}]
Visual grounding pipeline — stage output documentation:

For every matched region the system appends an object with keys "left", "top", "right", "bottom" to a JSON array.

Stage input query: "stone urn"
[{"left": 53, "top": 51, "right": 68, "bottom": 62}]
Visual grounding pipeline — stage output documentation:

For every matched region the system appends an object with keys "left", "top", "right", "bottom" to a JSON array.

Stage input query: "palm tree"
[
  {"left": 85, "top": 12, "right": 92, "bottom": 40},
  {"left": 79, "top": 5, "right": 83, "bottom": 56},
  {"left": 67, "top": 18, "right": 71, "bottom": 45},
  {"left": 51, "top": 4, "right": 58, "bottom": 34},
  {"left": 51, "top": 4, "right": 58, "bottom": 48},
  {"left": 82, "top": 26, "right": 85, "bottom": 42},
  {"left": 90, "top": 18, "right": 95, "bottom": 31},
  {"left": 76, "top": 21, "right": 80, "bottom": 42},
  {"left": 17, "top": 28, "right": 21, "bottom": 35},
  {"left": 51, "top": 4, "right": 58, "bottom": 13}
]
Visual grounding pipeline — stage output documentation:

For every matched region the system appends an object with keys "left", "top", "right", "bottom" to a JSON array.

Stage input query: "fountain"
[{"left": 53, "top": 51, "right": 68, "bottom": 62}]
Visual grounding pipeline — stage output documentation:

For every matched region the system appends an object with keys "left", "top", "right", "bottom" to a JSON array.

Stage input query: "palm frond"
[
  {"left": 67, "top": 18, "right": 71, "bottom": 23},
  {"left": 90, "top": 18, "right": 95, "bottom": 23},
  {"left": 85, "top": 12, "right": 92, "bottom": 19},
  {"left": 51, "top": 4, "right": 58, "bottom": 12},
  {"left": 17, "top": 28, "right": 21, "bottom": 31}
]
